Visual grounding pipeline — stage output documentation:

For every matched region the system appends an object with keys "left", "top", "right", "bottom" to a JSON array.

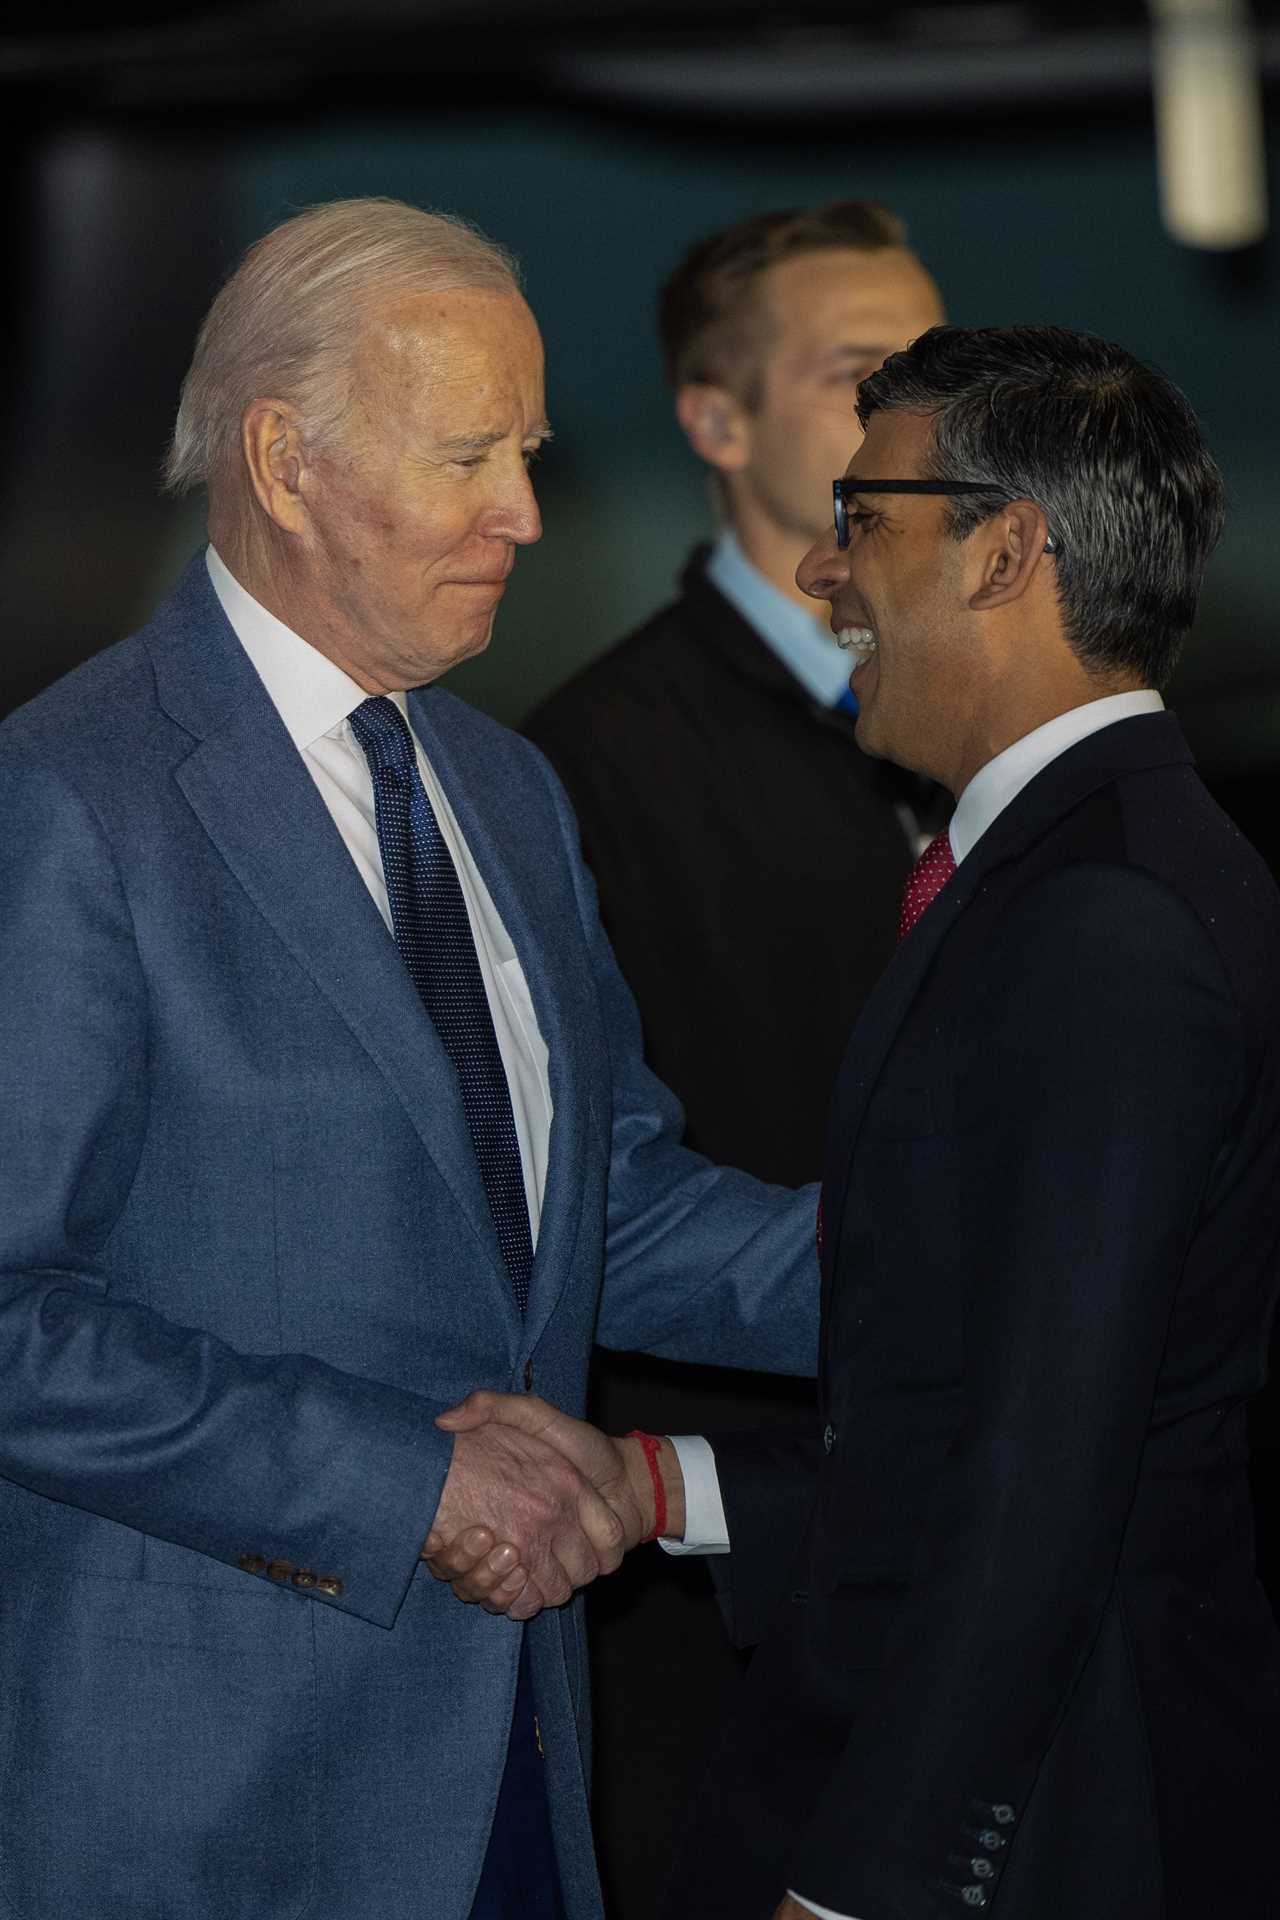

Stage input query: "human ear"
[
  {"left": 968, "top": 499, "right": 1054, "bottom": 612},
  {"left": 241, "top": 401, "right": 310, "bottom": 535},
  {"left": 675, "top": 383, "right": 751, "bottom": 474}
]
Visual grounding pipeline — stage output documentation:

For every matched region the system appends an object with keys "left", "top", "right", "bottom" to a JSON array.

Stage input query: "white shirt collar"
[
  {"left": 949, "top": 688, "right": 1166, "bottom": 865},
  {"left": 705, "top": 529, "right": 854, "bottom": 708},
  {"left": 205, "top": 544, "right": 408, "bottom": 746}
]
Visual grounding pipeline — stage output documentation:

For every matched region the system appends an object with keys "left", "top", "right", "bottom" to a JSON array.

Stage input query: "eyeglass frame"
[{"left": 833, "top": 477, "right": 1059, "bottom": 555}]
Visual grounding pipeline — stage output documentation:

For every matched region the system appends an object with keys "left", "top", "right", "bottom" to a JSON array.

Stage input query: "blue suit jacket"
[{"left": 0, "top": 558, "right": 817, "bottom": 1920}]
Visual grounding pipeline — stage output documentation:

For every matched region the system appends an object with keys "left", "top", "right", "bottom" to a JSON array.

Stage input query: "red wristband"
[{"left": 626, "top": 1430, "right": 667, "bottom": 1543}]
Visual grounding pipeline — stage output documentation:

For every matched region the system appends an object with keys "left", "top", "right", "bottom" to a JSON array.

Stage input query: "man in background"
[
  {"left": 527, "top": 201, "right": 945, "bottom": 1187},
  {"left": 524, "top": 203, "right": 946, "bottom": 1915}
]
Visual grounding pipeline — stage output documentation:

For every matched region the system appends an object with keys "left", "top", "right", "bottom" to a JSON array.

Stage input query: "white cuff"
[
  {"left": 787, "top": 1892, "right": 861, "bottom": 1920},
  {"left": 656, "top": 1434, "right": 730, "bottom": 1555}
]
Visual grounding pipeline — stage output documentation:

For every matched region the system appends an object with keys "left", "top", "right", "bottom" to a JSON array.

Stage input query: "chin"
[
  {"left": 440, "top": 618, "right": 499, "bottom": 674},
  {"left": 853, "top": 715, "right": 890, "bottom": 763}
]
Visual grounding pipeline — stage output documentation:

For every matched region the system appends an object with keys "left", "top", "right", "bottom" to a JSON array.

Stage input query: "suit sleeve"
[
  {"left": 0, "top": 760, "right": 451, "bottom": 1630},
  {"left": 794, "top": 861, "right": 1246, "bottom": 1918},
  {"left": 704, "top": 1427, "right": 824, "bottom": 1646},
  {"left": 531, "top": 749, "right": 820, "bottom": 1378}
]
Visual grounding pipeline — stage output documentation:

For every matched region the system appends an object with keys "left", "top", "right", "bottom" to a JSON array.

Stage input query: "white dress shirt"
[
  {"left": 205, "top": 546, "right": 554, "bottom": 1242},
  {"left": 668, "top": 686, "right": 1164, "bottom": 1920}
]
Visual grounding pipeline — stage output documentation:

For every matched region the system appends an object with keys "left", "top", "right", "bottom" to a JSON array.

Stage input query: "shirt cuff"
[
  {"left": 656, "top": 1434, "right": 730, "bottom": 1555},
  {"left": 788, "top": 1892, "right": 860, "bottom": 1920}
]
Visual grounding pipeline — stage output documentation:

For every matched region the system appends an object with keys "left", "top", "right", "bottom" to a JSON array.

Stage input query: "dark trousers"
[{"left": 469, "top": 1640, "right": 567, "bottom": 1920}]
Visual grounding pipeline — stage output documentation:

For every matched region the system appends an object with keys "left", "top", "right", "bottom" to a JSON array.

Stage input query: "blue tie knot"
[{"left": 348, "top": 696, "right": 416, "bottom": 775}]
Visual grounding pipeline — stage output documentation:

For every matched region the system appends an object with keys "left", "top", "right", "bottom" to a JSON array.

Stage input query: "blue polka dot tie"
[{"left": 349, "top": 696, "right": 533, "bottom": 1312}]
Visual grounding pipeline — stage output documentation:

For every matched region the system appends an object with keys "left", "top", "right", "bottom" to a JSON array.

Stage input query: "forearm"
[
  {"left": 0, "top": 1269, "right": 451, "bottom": 1627},
  {"left": 613, "top": 1430, "right": 687, "bottom": 1544}
]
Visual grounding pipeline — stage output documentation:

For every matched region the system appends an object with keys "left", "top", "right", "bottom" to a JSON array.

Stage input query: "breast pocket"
[{"left": 0, "top": 1573, "right": 318, "bottom": 1920}]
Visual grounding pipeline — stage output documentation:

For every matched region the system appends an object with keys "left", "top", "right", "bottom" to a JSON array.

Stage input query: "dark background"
[{"left": 2, "top": 3, "right": 1278, "bottom": 1910}]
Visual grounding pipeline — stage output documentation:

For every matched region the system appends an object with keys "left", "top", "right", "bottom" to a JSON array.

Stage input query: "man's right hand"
[
  {"left": 424, "top": 1417, "right": 627, "bottom": 1622},
  {"left": 423, "top": 1393, "right": 686, "bottom": 1619}
]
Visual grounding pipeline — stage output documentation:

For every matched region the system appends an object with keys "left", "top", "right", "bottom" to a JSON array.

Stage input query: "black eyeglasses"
[{"left": 833, "top": 477, "right": 1059, "bottom": 556}]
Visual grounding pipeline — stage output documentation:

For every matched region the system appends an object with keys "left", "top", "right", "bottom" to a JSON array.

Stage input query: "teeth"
[{"left": 836, "top": 626, "right": 878, "bottom": 663}]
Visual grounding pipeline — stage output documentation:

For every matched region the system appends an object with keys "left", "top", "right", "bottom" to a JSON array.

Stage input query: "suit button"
[
  {"left": 238, "top": 1555, "right": 266, "bottom": 1575},
  {"left": 267, "top": 1559, "right": 294, "bottom": 1582},
  {"left": 291, "top": 1569, "right": 317, "bottom": 1589},
  {"left": 977, "top": 1831, "right": 1004, "bottom": 1851},
  {"left": 970, "top": 1859, "right": 995, "bottom": 1881},
  {"left": 316, "top": 1575, "right": 343, "bottom": 1597},
  {"left": 961, "top": 1888, "right": 989, "bottom": 1910},
  {"left": 822, "top": 1424, "right": 835, "bottom": 1453},
  {"left": 992, "top": 1804, "right": 1016, "bottom": 1826},
  {"left": 523, "top": 1359, "right": 534, "bottom": 1392}
]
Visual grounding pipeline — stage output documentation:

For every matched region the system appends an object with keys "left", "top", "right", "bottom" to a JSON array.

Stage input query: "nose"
[
  {"left": 488, "top": 464, "right": 542, "bottom": 547},
  {"left": 796, "top": 529, "right": 848, "bottom": 603}
]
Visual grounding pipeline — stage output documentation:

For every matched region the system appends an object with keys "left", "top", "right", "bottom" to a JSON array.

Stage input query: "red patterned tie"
[{"left": 898, "top": 832, "right": 957, "bottom": 942}]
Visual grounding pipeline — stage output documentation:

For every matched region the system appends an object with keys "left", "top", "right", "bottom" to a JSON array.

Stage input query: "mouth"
[{"left": 834, "top": 623, "right": 878, "bottom": 668}]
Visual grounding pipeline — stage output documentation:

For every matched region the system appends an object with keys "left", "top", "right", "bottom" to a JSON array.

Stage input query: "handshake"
[{"left": 421, "top": 1392, "right": 687, "bottom": 1621}]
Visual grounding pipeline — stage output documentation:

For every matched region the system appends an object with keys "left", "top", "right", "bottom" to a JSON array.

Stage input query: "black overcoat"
[{"left": 526, "top": 548, "right": 922, "bottom": 1186}]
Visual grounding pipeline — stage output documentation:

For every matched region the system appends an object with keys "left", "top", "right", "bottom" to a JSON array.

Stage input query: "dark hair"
[
  {"left": 856, "top": 325, "right": 1225, "bottom": 690},
  {"left": 659, "top": 201, "right": 908, "bottom": 405}
]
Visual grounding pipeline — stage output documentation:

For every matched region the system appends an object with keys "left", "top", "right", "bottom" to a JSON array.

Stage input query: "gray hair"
[
  {"left": 164, "top": 196, "right": 521, "bottom": 496},
  {"left": 856, "top": 325, "right": 1225, "bottom": 691}
]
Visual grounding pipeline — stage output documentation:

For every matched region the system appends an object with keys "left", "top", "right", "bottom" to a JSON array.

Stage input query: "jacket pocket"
[{"left": 0, "top": 1572, "right": 318, "bottom": 1920}]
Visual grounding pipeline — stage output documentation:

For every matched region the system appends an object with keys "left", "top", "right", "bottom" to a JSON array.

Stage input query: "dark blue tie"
[{"left": 348, "top": 696, "right": 533, "bottom": 1313}]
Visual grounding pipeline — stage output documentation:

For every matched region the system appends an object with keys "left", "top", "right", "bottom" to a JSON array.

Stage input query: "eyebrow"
[
  {"left": 437, "top": 421, "right": 554, "bottom": 454},
  {"left": 825, "top": 342, "right": 894, "bottom": 362}
]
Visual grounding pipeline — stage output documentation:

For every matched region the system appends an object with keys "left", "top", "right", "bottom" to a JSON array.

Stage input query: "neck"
[
  {"left": 208, "top": 504, "right": 388, "bottom": 694},
  {"left": 723, "top": 501, "right": 831, "bottom": 624},
  {"left": 208, "top": 502, "right": 287, "bottom": 619},
  {"left": 947, "top": 669, "right": 1148, "bottom": 798}
]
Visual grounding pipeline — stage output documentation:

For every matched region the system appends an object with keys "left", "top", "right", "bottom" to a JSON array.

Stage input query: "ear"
[
  {"left": 674, "top": 383, "right": 751, "bottom": 474},
  {"left": 240, "top": 400, "right": 311, "bottom": 535},
  {"left": 968, "top": 499, "right": 1055, "bottom": 612}
]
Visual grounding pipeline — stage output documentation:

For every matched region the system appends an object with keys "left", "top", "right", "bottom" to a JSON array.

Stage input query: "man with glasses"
[{"left": 438, "top": 324, "right": 1280, "bottom": 1920}]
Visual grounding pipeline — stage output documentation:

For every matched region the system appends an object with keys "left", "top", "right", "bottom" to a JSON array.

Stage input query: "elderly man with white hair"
[{"left": 0, "top": 198, "right": 817, "bottom": 1920}]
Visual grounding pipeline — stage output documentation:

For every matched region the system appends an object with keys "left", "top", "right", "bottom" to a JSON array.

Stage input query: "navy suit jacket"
[
  {"left": 0, "top": 558, "right": 817, "bottom": 1920},
  {"left": 681, "top": 713, "right": 1280, "bottom": 1920}
]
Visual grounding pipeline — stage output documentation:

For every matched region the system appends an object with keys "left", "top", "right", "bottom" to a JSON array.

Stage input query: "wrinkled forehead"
[
  {"left": 354, "top": 283, "right": 535, "bottom": 364},
  {"left": 351, "top": 287, "right": 545, "bottom": 419}
]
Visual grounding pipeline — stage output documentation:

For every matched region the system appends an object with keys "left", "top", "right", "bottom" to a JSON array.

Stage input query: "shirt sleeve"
[
  {"left": 657, "top": 1434, "right": 730, "bottom": 1555},
  {"left": 789, "top": 1893, "right": 861, "bottom": 1920}
]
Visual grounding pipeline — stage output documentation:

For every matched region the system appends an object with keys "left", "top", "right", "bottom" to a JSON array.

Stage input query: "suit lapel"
[
  {"left": 146, "top": 562, "right": 517, "bottom": 1320},
  {"left": 406, "top": 688, "right": 589, "bottom": 1347},
  {"left": 821, "top": 712, "right": 1196, "bottom": 1297}
]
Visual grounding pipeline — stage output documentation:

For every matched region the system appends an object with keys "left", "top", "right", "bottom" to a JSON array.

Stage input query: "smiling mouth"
[{"left": 834, "top": 624, "right": 878, "bottom": 666}]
